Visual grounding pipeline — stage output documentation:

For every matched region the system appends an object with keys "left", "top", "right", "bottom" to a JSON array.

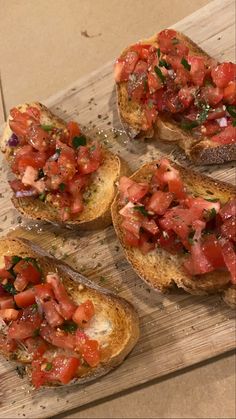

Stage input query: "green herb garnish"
[
  {"left": 207, "top": 207, "right": 217, "bottom": 220},
  {"left": 11, "top": 255, "right": 22, "bottom": 265},
  {"left": 72, "top": 135, "right": 87, "bottom": 148},
  {"left": 188, "top": 230, "right": 196, "bottom": 245},
  {"left": 3, "top": 282, "right": 17, "bottom": 295},
  {"left": 33, "top": 328, "right": 40, "bottom": 337},
  {"left": 154, "top": 66, "right": 165, "bottom": 84},
  {"left": 197, "top": 103, "right": 210, "bottom": 124},
  {"left": 59, "top": 183, "right": 66, "bottom": 191},
  {"left": 133, "top": 206, "right": 149, "bottom": 216},
  {"left": 39, "top": 192, "right": 46, "bottom": 202},
  {"left": 38, "top": 168, "right": 44, "bottom": 179},
  {"left": 181, "top": 57, "right": 191, "bottom": 71},
  {"left": 172, "top": 38, "right": 179, "bottom": 45},
  {"left": 205, "top": 198, "right": 219, "bottom": 203},
  {"left": 180, "top": 120, "right": 199, "bottom": 131},
  {"left": 41, "top": 125, "right": 53, "bottom": 132},
  {"left": 62, "top": 321, "right": 78, "bottom": 333},
  {"left": 159, "top": 59, "right": 170, "bottom": 69},
  {"left": 157, "top": 48, "right": 161, "bottom": 58},
  {"left": 45, "top": 362, "right": 53, "bottom": 371},
  {"left": 55, "top": 148, "right": 61, "bottom": 155},
  {"left": 226, "top": 105, "right": 236, "bottom": 118}
]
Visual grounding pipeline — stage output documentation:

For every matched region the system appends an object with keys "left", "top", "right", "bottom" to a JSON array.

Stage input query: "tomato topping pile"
[
  {"left": 0, "top": 255, "right": 100, "bottom": 388},
  {"left": 115, "top": 29, "right": 236, "bottom": 144},
  {"left": 8, "top": 106, "right": 103, "bottom": 221},
  {"left": 118, "top": 158, "right": 236, "bottom": 283}
]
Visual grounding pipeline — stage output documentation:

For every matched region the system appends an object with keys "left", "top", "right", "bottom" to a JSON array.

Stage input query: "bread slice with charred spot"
[
  {"left": 116, "top": 31, "right": 236, "bottom": 165},
  {"left": 0, "top": 237, "right": 139, "bottom": 387},
  {"left": 111, "top": 160, "right": 235, "bottom": 301},
  {"left": 1, "top": 102, "right": 129, "bottom": 229}
]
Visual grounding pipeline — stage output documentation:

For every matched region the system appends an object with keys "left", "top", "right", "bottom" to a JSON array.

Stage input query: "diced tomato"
[
  {"left": 188, "top": 56, "right": 206, "bottom": 86},
  {"left": 157, "top": 29, "right": 178, "bottom": 54},
  {"left": 123, "top": 229, "right": 139, "bottom": 247},
  {"left": 32, "top": 356, "right": 80, "bottom": 388},
  {"left": 175, "top": 67, "right": 191, "bottom": 86},
  {"left": 178, "top": 86, "right": 195, "bottom": 108},
  {"left": 133, "top": 60, "right": 149, "bottom": 76},
  {"left": 77, "top": 145, "right": 100, "bottom": 175},
  {"left": 67, "top": 121, "right": 81, "bottom": 145},
  {"left": 116, "top": 51, "right": 139, "bottom": 82},
  {"left": 202, "top": 234, "right": 225, "bottom": 269},
  {"left": 114, "top": 59, "right": 125, "bottom": 83},
  {"left": 185, "top": 197, "right": 220, "bottom": 218},
  {"left": 223, "top": 81, "right": 236, "bottom": 104},
  {"left": 144, "top": 105, "right": 158, "bottom": 128},
  {"left": 130, "top": 43, "right": 151, "bottom": 61},
  {"left": 220, "top": 199, "right": 236, "bottom": 220},
  {"left": 24, "top": 336, "right": 48, "bottom": 359},
  {"left": 40, "top": 322, "right": 76, "bottom": 350},
  {"left": 0, "top": 295, "right": 15, "bottom": 309},
  {"left": 31, "top": 358, "right": 46, "bottom": 388},
  {"left": 201, "top": 121, "right": 221, "bottom": 136},
  {"left": 4, "top": 256, "right": 20, "bottom": 270},
  {"left": 46, "top": 274, "right": 76, "bottom": 320},
  {"left": 72, "top": 300, "right": 95, "bottom": 328},
  {"left": 221, "top": 217, "right": 236, "bottom": 242},
  {"left": 121, "top": 218, "right": 141, "bottom": 238},
  {"left": 13, "top": 259, "right": 41, "bottom": 285},
  {"left": 8, "top": 306, "right": 41, "bottom": 340},
  {"left": 14, "top": 275, "right": 29, "bottom": 292},
  {"left": 76, "top": 330, "right": 100, "bottom": 367},
  {"left": 211, "top": 62, "right": 236, "bottom": 88},
  {"left": 42, "top": 300, "right": 64, "bottom": 327},
  {"left": 148, "top": 71, "right": 163, "bottom": 93},
  {"left": 126, "top": 181, "right": 149, "bottom": 203},
  {"left": 138, "top": 232, "right": 155, "bottom": 254},
  {"left": 34, "top": 283, "right": 55, "bottom": 301},
  {"left": 67, "top": 173, "right": 89, "bottom": 195},
  {"left": 27, "top": 124, "right": 51, "bottom": 151},
  {"left": 25, "top": 106, "right": 41, "bottom": 121},
  {"left": 155, "top": 159, "right": 186, "bottom": 199},
  {"left": 0, "top": 268, "right": 13, "bottom": 280},
  {"left": 0, "top": 308, "right": 19, "bottom": 321},
  {"left": 128, "top": 76, "right": 146, "bottom": 102},
  {"left": 211, "top": 124, "right": 236, "bottom": 144},
  {"left": 158, "top": 230, "right": 183, "bottom": 254},
  {"left": 152, "top": 88, "right": 166, "bottom": 112},
  {"left": 14, "top": 288, "right": 36, "bottom": 308},
  {"left": 207, "top": 107, "right": 226, "bottom": 120},
  {"left": 141, "top": 217, "right": 159, "bottom": 235},
  {"left": 13, "top": 149, "right": 47, "bottom": 175},
  {"left": 57, "top": 144, "right": 77, "bottom": 181},
  {"left": 146, "top": 191, "right": 173, "bottom": 215},
  {"left": 219, "top": 239, "right": 236, "bottom": 283},
  {"left": 200, "top": 86, "right": 223, "bottom": 106},
  {"left": 184, "top": 221, "right": 213, "bottom": 275}
]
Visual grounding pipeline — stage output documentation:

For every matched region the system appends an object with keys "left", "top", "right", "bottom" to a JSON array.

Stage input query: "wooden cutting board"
[{"left": 0, "top": 0, "right": 235, "bottom": 417}]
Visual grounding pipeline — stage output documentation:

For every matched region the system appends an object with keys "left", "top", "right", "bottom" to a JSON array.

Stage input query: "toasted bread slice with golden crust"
[
  {"left": 111, "top": 160, "right": 235, "bottom": 302},
  {"left": 116, "top": 31, "right": 236, "bottom": 165},
  {"left": 1, "top": 102, "right": 129, "bottom": 229},
  {"left": 0, "top": 237, "right": 139, "bottom": 387}
]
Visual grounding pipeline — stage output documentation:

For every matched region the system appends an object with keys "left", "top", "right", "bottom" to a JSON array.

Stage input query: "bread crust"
[
  {"left": 116, "top": 31, "right": 236, "bottom": 165},
  {"left": 0, "top": 237, "right": 139, "bottom": 387},
  {"left": 111, "top": 160, "right": 236, "bottom": 303},
  {"left": 1, "top": 102, "right": 129, "bottom": 229}
]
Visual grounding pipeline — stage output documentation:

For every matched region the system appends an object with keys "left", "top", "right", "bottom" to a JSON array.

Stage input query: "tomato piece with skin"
[
  {"left": 14, "top": 275, "right": 29, "bottom": 292},
  {"left": 200, "top": 86, "right": 223, "bottom": 106},
  {"left": 211, "top": 124, "right": 236, "bottom": 144},
  {"left": 24, "top": 336, "right": 48, "bottom": 359},
  {"left": 32, "top": 356, "right": 80, "bottom": 388},
  {"left": 127, "top": 182, "right": 149, "bottom": 203},
  {"left": 202, "top": 234, "right": 225, "bottom": 269},
  {"left": 14, "top": 259, "right": 41, "bottom": 285},
  {"left": 14, "top": 288, "right": 36, "bottom": 308},
  {"left": 221, "top": 217, "right": 236, "bottom": 242},
  {"left": 146, "top": 191, "right": 173, "bottom": 215},
  {"left": 0, "top": 268, "right": 13, "bottom": 280},
  {"left": 76, "top": 330, "right": 100, "bottom": 367},
  {"left": 174, "top": 67, "right": 191, "bottom": 86},
  {"left": 144, "top": 106, "right": 158, "bottom": 129},
  {"left": 138, "top": 232, "right": 155, "bottom": 255},
  {"left": 0, "top": 308, "right": 19, "bottom": 321},
  {"left": 223, "top": 81, "right": 236, "bottom": 104},
  {"left": 157, "top": 29, "right": 177, "bottom": 54},
  {"left": 220, "top": 199, "right": 236, "bottom": 220},
  {"left": 34, "top": 283, "right": 55, "bottom": 301},
  {"left": 219, "top": 239, "right": 236, "bottom": 283},
  {"left": 133, "top": 60, "right": 148, "bottom": 74},
  {"left": 116, "top": 51, "right": 139, "bottom": 82},
  {"left": 0, "top": 295, "right": 15, "bottom": 309},
  {"left": 121, "top": 218, "right": 141, "bottom": 239},
  {"left": 207, "top": 107, "right": 226, "bottom": 120},
  {"left": 41, "top": 300, "right": 64, "bottom": 328},
  {"left": 77, "top": 146, "right": 100, "bottom": 175},
  {"left": 211, "top": 62, "right": 236, "bottom": 88},
  {"left": 184, "top": 221, "right": 213, "bottom": 275},
  {"left": 148, "top": 71, "right": 163, "bottom": 93},
  {"left": 201, "top": 121, "right": 221, "bottom": 136},
  {"left": 40, "top": 322, "right": 76, "bottom": 350},
  {"left": 123, "top": 229, "right": 139, "bottom": 247},
  {"left": 67, "top": 121, "right": 81, "bottom": 145},
  {"left": 158, "top": 230, "right": 183, "bottom": 254},
  {"left": 72, "top": 300, "right": 95, "bottom": 328},
  {"left": 8, "top": 306, "right": 41, "bottom": 340},
  {"left": 27, "top": 124, "right": 51, "bottom": 151},
  {"left": 46, "top": 273, "right": 76, "bottom": 320},
  {"left": 188, "top": 56, "right": 206, "bottom": 86},
  {"left": 178, "top": 86, "right": 195, "bottom": 108}
]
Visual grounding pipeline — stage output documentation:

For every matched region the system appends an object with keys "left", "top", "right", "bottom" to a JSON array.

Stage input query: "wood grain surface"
[{"left": 0, "top": 0, "right": 235, "bottom": 417}]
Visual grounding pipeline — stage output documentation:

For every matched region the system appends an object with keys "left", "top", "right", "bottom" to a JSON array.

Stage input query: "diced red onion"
[
  {"left": 8, "top": 133, "right": 19, "bottom": 147},
  {"left": 49, "top": 152, "right": 60, "bottom": 162},
  {"left": 15, "top": 189, "right": 38, "bottom": 198},
  {"left": 216, "top": 117, "right": 228, "bottom": 127}
]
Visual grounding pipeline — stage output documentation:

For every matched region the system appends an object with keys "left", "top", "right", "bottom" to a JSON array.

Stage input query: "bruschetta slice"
[
  {"left": 115, "top": 29, "right": 236, "bottom": 164},
  {"left": 0, "top": 237, "right": 139, "bottom": 388}
]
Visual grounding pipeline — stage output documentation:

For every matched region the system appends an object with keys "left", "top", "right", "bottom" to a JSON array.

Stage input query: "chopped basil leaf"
[
  {"left": 62, "top": 321, "right": 78, "bottom": 333},
  {"left": 41, "top": 124, "right": 53, "bottom": 132},
  {"left": 157, "top": 48, "right": 161, "bottom": 58},
  {"left": 11, "top": 255, "right": 22, "bottom": 265},
  {"left": 45, "top": 362, "right": 53, "bottom": 371},
  {"left": 59, "top": 183, "right": 66, "bottom": 191},
  {"left": 133, "top": 205, "right": 149, "bottom": 216},
  {"left": 39, "top": 192, "right": 46, "bottom": 202},
  {"left": 208, "top": 207, "right": 217, "bottom": 220},
  {"left": 90, "top": 145, "right": 96, "bottom": 152},
  {"left": 72, "top": 135, "right": 87, "bottom": 148},
  {"left": 159, "top": 59, "right": 170, "bottom": 69},
  {"left": 24, "top": 257, "right": 42, "bottom": 274},
  {"left": 226, "top": 105, "right": 236, "bottom": 118},
  {"left": 2, "top": 282, "right": 17, "bottom": 295},
  {"left": 31, "top": 303, "right": 38, "bottom": 312},
  {"left": 38, "top": 168, "right": 45, "bottom": 179},
  {"left": 188, "top": 230, "right": 195, "bottom": 245},
  {"left": 205, "top": 198, "right": 219, "bottom": 203},
  {"left": 180, "top": 120, "right": 199, "bottom": 131},
  {"left": 154, "top": 66, "right": 165, "bottom": 84},
  {"left": 172, "top": 38, "right": 179, "bottom": 45},
  {"left": 181, "top": 57, "right": 191, "bottom": 71},
  {"left": 233, "top": 119, "right": 236, "bottom": 127},
  {"left": 55, "top": 148, "right": 61, "bottom": 155},
  {"left": 197, "top": 103, "right": 210, "bottom": 124},
  {"left": 33, "top": 328, "right": 40, "bottom": 337}
]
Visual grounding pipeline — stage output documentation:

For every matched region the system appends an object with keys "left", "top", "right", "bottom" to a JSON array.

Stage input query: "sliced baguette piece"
[
  {"left": 0, "top": 237, "right": 139, "bottom": 386},
  {"left": 116, "top": 31, "right": 236, "bottom": 165},
  {"left": 1, "top": 102, "right": 129, "bottom": 229},
  {"left": 111, "top": 160, "right": 235, "bottom": 301}
]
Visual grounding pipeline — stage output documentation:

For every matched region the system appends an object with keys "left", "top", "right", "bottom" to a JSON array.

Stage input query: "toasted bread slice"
[
  {"left": 1, "top": 102, "right": 129, "bottom": 229},
  {"left": 0, "top": 237, "right": 139, "bottom": 386},
  {"left": 111, "top": 160, "right": 235, "bottom": 301},
  {"left": 116, "top": 31, "right": 236, "bottom": 165}
]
